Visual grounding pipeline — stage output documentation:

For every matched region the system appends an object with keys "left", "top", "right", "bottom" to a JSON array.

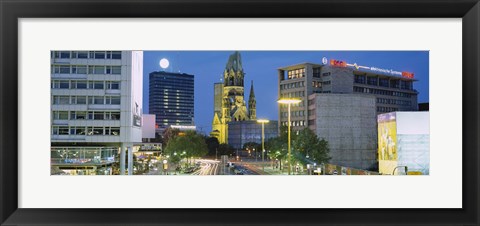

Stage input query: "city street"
[{"left": 191, "top": 160, "right": 219, "bottom": 175}]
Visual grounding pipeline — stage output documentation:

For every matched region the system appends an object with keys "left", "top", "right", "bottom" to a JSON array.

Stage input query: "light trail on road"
[{"left": 191, "top": 159, "right": 219, "bottom": 175}]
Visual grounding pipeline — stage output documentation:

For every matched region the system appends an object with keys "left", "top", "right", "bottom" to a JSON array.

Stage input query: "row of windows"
[
  {"left": 150, "top": 101, "right": 194, "bottom": 106},
  {"left": 280, "top": 111, "right": 305, "bottom": 118},
  {"left": 52, "top": 51, "right": 122, "bottom": 60},
  {"left": 280, "top": 81, "right": 305, "bottom": 90},
  {"left": 377, "top": 107, "right": 399, "bottom": 113},
  {"left": 51, "top": 65, "right": 121, "bottom": 75},
  {"left": 312, "top": 69, "right": 331, "bottom": 78},
  {"left": 279, "top": 101, "right": 305, "bottom": 108},
  {"left": 52, "top": 95, "right": 120, "bottom": 105},
  {"left": 150, "top": 106, "right": 194, "bottom": 110},
  {"left": 52, "top": 126, "right": 120, "bottom": 136},
  {"left": 353, "top": 86, "right": 412, "bottom": 98},
  {"left": 149, "top": 92, "right": 194, "bottom": 96},
  {"left": 280, "top": 91, "right": 305, "bottom": 98},
  {"left": 53, "top": 111, "right": 121, "bottom": 120},
  {"left": 150, "top": 85, "right": 194, "bottom": 91},
  {"left": 281, "top": 120, "right": 306, "bottom": 127},
  {"left": 150, "top": 96, "right": 194, "bottom": 100},
  {"left": 354, "top": 75, "right": 413, "bottom": 90},
  {"left": 51, "top": 80, "right": 120, "bottom": 90},
  {"left": 313, "top": 90, "right": 331, "bottom": 94},
  {"left": 287, "top": 68, "right": 305, "bottom": 79},
  {"left": 377, "top": 98, "right": 412, "bottom": 106}
]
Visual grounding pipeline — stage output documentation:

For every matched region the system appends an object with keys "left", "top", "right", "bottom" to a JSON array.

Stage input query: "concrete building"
[
  {"left": 278, "top": 59, "right": 418, "bottom": 132},
  {"left": 227, "top": 120, "right": 279, "bottom": 150},
  {"left": 149, "top": 71, "right": 194, "bottom": 134},
  {"left": 211, "top": 51, "right": 256, "bottom": 144},
  {"left": 50, "top": 51, "right": 143, "bottom": 175},
  {"left": 378, "top": 112, "right": 430, "bottom": 175},
  {"left": 308, "top": 94, "right": 377, "bottom": 170}
]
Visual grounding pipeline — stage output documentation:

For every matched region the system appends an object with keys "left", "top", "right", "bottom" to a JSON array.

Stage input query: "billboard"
[{"left": 378, "top": 112, "right": 398, "bottom": 161}]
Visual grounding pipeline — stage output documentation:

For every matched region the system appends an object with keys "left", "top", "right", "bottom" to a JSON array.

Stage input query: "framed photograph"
[{"left": 1, "top": 0, "right": 478, "bottom": 225}]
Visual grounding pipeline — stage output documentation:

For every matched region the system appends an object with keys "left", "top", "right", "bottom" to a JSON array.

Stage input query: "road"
[{"left": 191, "top": 159, "right": 220, "bottom": 175}]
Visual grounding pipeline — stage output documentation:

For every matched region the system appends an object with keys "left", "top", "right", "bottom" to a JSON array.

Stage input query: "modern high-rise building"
[
  {"left": 50, "top": 51, "right": 143, "bottom": 175},
  {"left": 149, "top": 71, "right": 194, "bottom": 134},
  {"left": 211, "top": 51, "right": 256, "bottom": 144},
  {"left": 277, "top": 58, "right": 418, "bottom": 132}
]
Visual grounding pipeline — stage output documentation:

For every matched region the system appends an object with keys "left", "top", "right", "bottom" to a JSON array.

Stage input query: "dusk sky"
[{"left": 142, "top": 51, "right": 429, "bottom": 134}]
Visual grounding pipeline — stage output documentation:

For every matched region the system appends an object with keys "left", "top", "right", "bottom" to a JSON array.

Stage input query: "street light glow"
[
  {"left": 277, "top": 98, "right": 302, "bottom": 104},
  {"left": 257, "top": 119, "right": 270, "bottom": 123}
]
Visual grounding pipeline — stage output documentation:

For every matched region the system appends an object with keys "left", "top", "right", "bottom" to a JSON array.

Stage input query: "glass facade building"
[
  {"left": 149, "top": 71, "right": 194, "bottom": 133},
  {"left": 228, "top": 120, "right": 278, "bottom": 149}
]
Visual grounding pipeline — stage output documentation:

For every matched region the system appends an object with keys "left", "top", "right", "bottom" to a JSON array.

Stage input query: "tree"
[
  {"left": 205, "top": 137, "right": 220, "bottom": 156},
  {"left": 293, "top": 128, "right": 331, "bottom": 164},
  {"left": 313, "top": 138, "right": 330, "bottom": 163},
  {"left": 162, "top": 127, "right": 180, "bottom": 147},
  {"left": 217, "top": 143, "right": 234, "bottom": 156},
  {"left": 265, "top": 136, "right": 287, "bottom": 170},
  {"left": 164, "top": 130, "right": 209, "bottom": 167}
]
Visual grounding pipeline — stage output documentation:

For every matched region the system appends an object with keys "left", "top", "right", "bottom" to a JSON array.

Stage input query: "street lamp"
[
  {"left": 162, "top": 159, "right": 168, "bottom": 175},
  {"left": 278, "top": 98, "right": 302, "bottom": 175},
  {"left": 257, "top": 119, "right": 269, "bottom": 172}
]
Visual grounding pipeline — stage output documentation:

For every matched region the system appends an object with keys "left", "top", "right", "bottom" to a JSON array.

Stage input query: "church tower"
[
  {"left": 248, "top": 80, "right": 256, "bottom": 120},
  {"left": 211, "top": 51, "right": 256, "bottom": 144}
]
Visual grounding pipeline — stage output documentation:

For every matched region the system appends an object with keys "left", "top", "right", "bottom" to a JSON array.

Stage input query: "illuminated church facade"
[{"left": 211, "top": 51, "right": 256, "bottom": 144}]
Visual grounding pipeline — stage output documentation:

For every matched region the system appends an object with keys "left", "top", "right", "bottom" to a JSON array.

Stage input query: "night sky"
[{"left": 142, "top": 51, "right": 429, "bottom": 134}]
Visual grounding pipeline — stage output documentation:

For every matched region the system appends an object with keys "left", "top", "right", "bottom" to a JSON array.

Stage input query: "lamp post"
[
  {"left": 162, "top": 159, "right": 168, "bottom": 175},
  {"left": 277, "top": 98, "right": 302, "bottom": 175},
  {"left": 257, "top": 119, "right": 269, "bottom": 172}
]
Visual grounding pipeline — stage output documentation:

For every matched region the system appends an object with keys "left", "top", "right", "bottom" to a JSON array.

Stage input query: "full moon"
[{"left": 159, "top": 58, "right": 169, "bottom": 69}]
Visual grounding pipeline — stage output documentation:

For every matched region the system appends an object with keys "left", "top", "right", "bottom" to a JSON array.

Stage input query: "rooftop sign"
[{"left": 325, "top": 57, "right": 414, "bottom": 79}]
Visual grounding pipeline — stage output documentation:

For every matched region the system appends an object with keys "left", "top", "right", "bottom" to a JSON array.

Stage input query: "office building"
[
  {"left": 278, "top": 58, "right": 418, "bottom": 132},
  {"left": 149, "top": 71, "right": 194, "bottom": 134},
  {"left": 278, "top": 58, "right": 421, "bottom": 170},
  {"left": 50, "top": 51, "right": 143, "bottom": 175},
  {"left": 211, "top": 51, "right": 256, "bottom": 144}
]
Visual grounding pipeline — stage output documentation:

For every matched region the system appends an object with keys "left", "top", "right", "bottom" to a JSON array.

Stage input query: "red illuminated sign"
[
  {"left": 330, "top": 59, "right": 347, "bottom": 67},
  {"left": 402, "top": 72, "right": 414, "bottom": 79}
]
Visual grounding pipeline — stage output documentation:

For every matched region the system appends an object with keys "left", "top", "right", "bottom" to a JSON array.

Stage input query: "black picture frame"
[{"left": 1, "top": 0, "right": 479, "bottom": 225}]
